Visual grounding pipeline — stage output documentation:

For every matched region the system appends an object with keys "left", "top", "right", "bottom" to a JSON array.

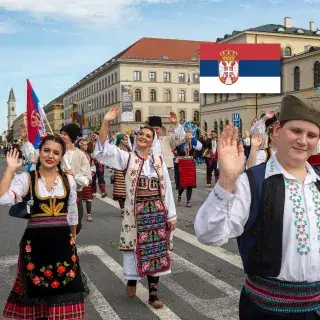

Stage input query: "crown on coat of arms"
[{"left": 220, "top": 49, "right": 238, "bottom": 61}]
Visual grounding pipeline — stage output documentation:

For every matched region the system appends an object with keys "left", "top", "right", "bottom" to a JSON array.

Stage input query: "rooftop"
[{"left": 8, "top": 88, "right": 15, "bottom": 101}]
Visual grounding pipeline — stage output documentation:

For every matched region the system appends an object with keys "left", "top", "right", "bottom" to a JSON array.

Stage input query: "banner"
[{"left": 121, "top": 85, "right": 134, "bottom": 122}]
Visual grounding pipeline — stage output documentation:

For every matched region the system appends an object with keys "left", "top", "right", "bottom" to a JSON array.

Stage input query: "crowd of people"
[{"left": 1, "top": 93, "right": 320, "bottom": 319}]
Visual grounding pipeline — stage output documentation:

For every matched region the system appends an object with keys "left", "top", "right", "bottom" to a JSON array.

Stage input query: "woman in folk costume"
[
  {"left": 95, "top": 107, "right": 177, "bottom": 309},
  {"left": 174, "top": 131, "right": 202, "bottom": 207},
  {"left": 195, "top": 94, "right": 320, "bottom": 319},
  {"left": 0, "top": 135, "right": 89, "bottom": 320},
  {"left": 113, "top": 133, "right": 131, "bottom": 215},
  {"left": 75, "top": 138, "right": 95, "bottom": 222}
]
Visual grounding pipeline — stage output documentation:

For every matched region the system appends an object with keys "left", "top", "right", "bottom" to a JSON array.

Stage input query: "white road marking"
[
  {"left": 164, "top": 252, "right": 239, "bottom": 319},
  {"left": 96, "top": 194, "right": 243, "bottom": 270},
  {"left": 79, "top": 245, "right": 182, "bottom": 320}
]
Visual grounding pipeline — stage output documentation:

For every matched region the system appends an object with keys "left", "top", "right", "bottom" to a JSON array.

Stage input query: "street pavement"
[{"left": 0, "top": 160, "right": 244, "bottom": 319}]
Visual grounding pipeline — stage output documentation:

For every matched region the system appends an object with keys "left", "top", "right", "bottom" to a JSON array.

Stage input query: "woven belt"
[
  {"left": 27, "top": 216, "right": 69, "bottom": 228},
  {"left": 244, "top": 276, "right": 320, "bottom": 314}
]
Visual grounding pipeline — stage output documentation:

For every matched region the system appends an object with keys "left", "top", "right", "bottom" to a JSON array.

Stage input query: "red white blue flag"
[
  {"left": 26, "top": 79, "right": 46, "bottom": 149},
  {"left": 200, "top": 43, "right": 281, "bottom": 93}
]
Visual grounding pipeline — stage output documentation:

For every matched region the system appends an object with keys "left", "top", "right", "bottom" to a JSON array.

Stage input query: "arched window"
[
  {"left": 214, "top": 120, "right": 218, "bottom": 133},
  {"left": 179, "top": 110, "right": 186, "bottom": 119},
  {"left": 284, "top": 46, "right": 292, "bottom": 56},
  {"left": 294, "top": 66, "right": 300, "bottom": 91},
  {"left": 150, "top": 89, "right": 156, "bottom": 101},
  {"left": 193, "top": 110, "right": 200, "bottom": 122},
  {"left": 115, "top": 72, "right": 117, "bottom": 83},
  {"left": 135, "top": 110, "right": 142, "bottom": 122},
  {"left": 164, "top": 89, "right": 171, "bottom": 102},
  {"left": 204, "top": 121, "right": 208, "bottom": 132},
  {"left": 219, "top": 120, "right": 223, "bottom": 133},
  {"left": 179, "top": 89, "right": 185, "bottom": 102},
  {"left": 111, "top": 92, "right": 114, "bottom": 104},
  {"left": 115, "top": 89, "right": 117, "bottom": 102},
  {"left": 225, "top": 119, "right": 229, "bottom": 125},
  {"left": 314, "top": 61, "right": 320, "bottom": 87},
  {"left": 108, "top": 93, "right": 111, "bottom": 104},
  {"left": 260, "top": 113, "right": 266, "bottom": 119},
  {"left": 135, "top": 89, "right": 141, "bottom": 101},
  {"left": 193, "top": 90, "right": 199, "bottom": 102}
]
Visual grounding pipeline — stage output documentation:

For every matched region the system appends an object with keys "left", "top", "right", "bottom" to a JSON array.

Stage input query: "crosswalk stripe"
[
  {"left": 79, "top": 245, "right": 182, "bottom": 320},
  {"left": 96, "top": 194, "right": 243, "bottom": 270}
]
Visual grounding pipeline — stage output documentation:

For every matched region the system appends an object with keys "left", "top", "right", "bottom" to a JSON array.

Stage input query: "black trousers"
[
  {"left": 205, "top": 159, "right": 218, "bottom": 184},
  {"left": 92, "top": 163, "right": 106, "bottom": 194},
  {"left": 240, "top": 289, "right": 320, "bottom": 319},
  {"left": 76, "top": 191, "right": 83, "bottom": 235}
]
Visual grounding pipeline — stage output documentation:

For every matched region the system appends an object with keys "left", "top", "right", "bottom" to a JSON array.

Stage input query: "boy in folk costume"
[
  {"left": 148, "top": 113, "right": 186, "bottom": 169},
  {"left": 195, "top": 94, "right": 320, "bottom": 319},
  {"left": 202, "top": 130, "right": 218, "bottom": 187},
  {"left": 95, "top": 107, "right": 177, "bottom": 309}
]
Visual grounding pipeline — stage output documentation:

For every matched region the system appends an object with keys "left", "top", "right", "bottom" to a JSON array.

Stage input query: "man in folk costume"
[
  {"left": 95, "top": 107, "right": 177, "bottom": 309},
  {"left": 148, "top": 113, "right": 186, "bottom": 169},
  {"left": 90, "top": 132, "right": 107, "bottom": 198},
  {"left": 202, "top": 130, "right": 219, "bottom": 187},
  {"left": 195, "top": 94, "right": 320, "bottom": 319}
]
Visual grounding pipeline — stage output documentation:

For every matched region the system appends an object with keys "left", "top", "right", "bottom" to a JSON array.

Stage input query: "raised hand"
[
  {"left": 169, "top": 112, "right": 177, "bottom": 124},
  {"left": 251, "top": 133, "right": 262, "bottom": 148},
  {"left": 103, "top": 107, "right": 120, "bottom": 122},
  {"left": 217, "top": 125, "right": 244, "bottom": 189},
  {"left": 6, "top": 148, "right": 22, "bottom": 170},
  {"left": 263, "top": 110, "right": 275, "bottom": 120}
]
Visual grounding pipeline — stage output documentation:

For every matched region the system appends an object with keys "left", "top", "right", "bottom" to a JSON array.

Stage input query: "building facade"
[
  {"left": 7, "top": 88, "right": 17, "bottom": 131},
  {"left": 200, "top": 17, "right": 320, "bottom": 137},
  {"left": 62, "top": 38, "right": 213, "bottom": 136},
  {"left": 12, "top": 112, "right": 26, "bottom": 141},
  {"left": 43, "top": 97, "right": 64, "bottom": 134}
]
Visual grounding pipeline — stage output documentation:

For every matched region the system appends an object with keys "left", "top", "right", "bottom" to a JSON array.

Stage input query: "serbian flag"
[
  {"left": 26, "top": 79, "right": 46, "bottom": 149},
  {"left": 200, "top": 43, "right": 281, "bottom": 93}
]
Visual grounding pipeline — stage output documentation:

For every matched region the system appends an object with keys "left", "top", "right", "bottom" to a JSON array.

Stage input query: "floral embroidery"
[
  {"left": 24, "top": 234, "right": 78, "bottom": 288},
  {"left": 286, "top": 181, "right": 310, "bottom": 255},
  {"left": 269, "top": 159, "right": 275, "bottom": 173},
  {"left": 308, "top": 184, "right": 320, "bottom": 249},
  {"left": 213, "top": 189, "right": 223, "bottom": 201}
]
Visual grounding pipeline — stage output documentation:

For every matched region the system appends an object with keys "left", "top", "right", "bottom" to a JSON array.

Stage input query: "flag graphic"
[
  {"left": 200, "top": 43, "right": 281, "bottom": 93},
  {"left": 26, "top": 79, "right": 46, "bottom": 149}
]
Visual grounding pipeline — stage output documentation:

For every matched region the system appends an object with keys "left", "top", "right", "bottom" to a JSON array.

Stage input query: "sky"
[{"left": 0, "top": 0, "right": 319, "bottom": 133}]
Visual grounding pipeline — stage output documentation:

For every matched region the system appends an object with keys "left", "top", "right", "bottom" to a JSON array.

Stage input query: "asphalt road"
[{"left": 0, "top": 160, "right": 244, "bottom": 320}]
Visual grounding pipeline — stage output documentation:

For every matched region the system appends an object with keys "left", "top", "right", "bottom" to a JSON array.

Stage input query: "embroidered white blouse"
[
  {"left": 195, "top": 153, "right": 320, "bottom": 282},
  {"left": 94, "top": 139, "right": 177, "bottom": 221},
  {"left": 0, "top": 172, "right": 78, "bottom": 226}
]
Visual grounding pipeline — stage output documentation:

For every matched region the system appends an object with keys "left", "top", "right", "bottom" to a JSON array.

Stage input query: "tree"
[{"left": 6, "top": 129, "right": 13, "bottom": 143}]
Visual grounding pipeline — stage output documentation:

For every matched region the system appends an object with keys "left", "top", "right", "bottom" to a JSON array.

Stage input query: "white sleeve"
[
  {"left": 162, "top": 161, "right": 177, "bottom": 221},
  {"left": 255, "top": 150, "right": 267, "bottom": 165},
  {"left": 21, "top": 142, "right": 37, "bottom": 163},
  {"left": 250, "top": 119, "right": 266, "bottom": 135},
  {"left": 0, "top": 172, "right": 29, "bottom": 206},
  {"left": 194, "top": 173, "right": 251, "bottom": 246},
  {"left": 170, "top": 124, "right": 186, "bottom": 147},
  {"left": 194, "top": 140, "right": 202, "bottom": 151},
  {"left": 73, "top": 153, "right": 91, "bottom": 187},
  {"left": 94, "top": 139, "right": 130, "bottom": 171},
  {"left": 67, "top": 175, "right": 78, "bottom": 226}
]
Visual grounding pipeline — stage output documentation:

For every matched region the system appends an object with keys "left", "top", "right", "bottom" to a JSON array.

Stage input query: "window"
[
  {"left": 111, "top": 74, "right": 114, "bottom": 84},
  {"left": 214, "top": 121, "right": 218, "bottom": 133},
  {"left": 314, "top": 61, "right": 320, "bottom": 87},
  {"left": 149, "top": 72, "right": 156, "bottom": 82},
  {"left": 108, "top": 93, "right": 111, "bottom": 104},
  {"left": 178, "top": 73, "right": 185, "bottom": 83},
  {"left": 219, "top": 94, "right": 223, "bottom": 101},
  {"left": 225, "top": 119, "right": 229, "bottom": 125},
  {"left": 164, "top": 89, "right": 171, "bottom": 102},
  {"left": 214, "top": 94, "right": 217, "bottom": 103},
  {"left": 294, "top": 66, "right": 300, "bottom": 91},
  {"left": 180, "top": 110, "right": 186, "bottom": 118},
  {"left": 164, "top": 72, "right": 171, "bottom": 82},
  {"left": 99, "top": 81, "right": 101, "bottom": 90},
  {"left": 111, "top": 92, "right": 114, "bottom": 103},
  {"left": 193, "top": 110, "right": 200, "bottom": 122},
  {"left": 179, "top": 89, "right": 185, "bottom": 102},
  {"left": 134, "top": 71, "right": 141, "bottom": 81},
  {"left": 193, "top": 73, "right": 199, "bottom": 83},
  {"left": 108, "top": 76, "right": 110, "bottom": 86},
  {"left": 204, "top": 121, "right": 208, "bottom": 132},
  {"left": 284, "top": 47, "right": 292, "bottom": 56},
  {"left": 135, "top": 89, "right": 141, "bottom": 101},
  {"left": 135, "top": 110, "right": 142, "bottom": 122},
  {"left": 225, "top": 94, "right": 229, "bottom": 101},
  {"left": 150, "top": 89, "right": 156, "bottom": 101},
  {"left": 115, "top": 89, "right": 117, "bottom": 102},
  {"left": 219, "top": 120, "right": 223, "bottom": 133},
  {"left": 193, "top": 90, "right": 199, "bottom": 102},
  {"left": 115, "top": 72, "right": 117, "bottom": 83}
]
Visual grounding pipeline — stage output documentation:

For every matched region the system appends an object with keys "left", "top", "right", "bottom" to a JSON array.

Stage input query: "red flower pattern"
[
  {"left": 51, "top": 280, "right": 60, "bottom": 288},
  {"left": 44, "top": 270, "right": 53, "bottom": 278},
  {"left": 57, "top": 265, "right": 66, "bottom": 274}
]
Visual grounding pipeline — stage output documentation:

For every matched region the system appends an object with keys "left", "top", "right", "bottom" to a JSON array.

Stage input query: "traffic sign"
[
  {"left": 232, "top": 113, "right": 240, "bottom": 121},
  {"left": 233, "top": 120, "right": 240, "bottom": 127}
]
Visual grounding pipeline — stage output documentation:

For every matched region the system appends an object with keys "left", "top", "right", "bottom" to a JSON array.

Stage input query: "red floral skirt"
[{"left": 82, "top": 184, "right": 93, "bottom": 201}]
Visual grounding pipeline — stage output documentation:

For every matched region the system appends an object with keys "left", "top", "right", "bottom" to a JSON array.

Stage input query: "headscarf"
[{"left": 115, "top": 133, "right": 126, "bottom": 147}]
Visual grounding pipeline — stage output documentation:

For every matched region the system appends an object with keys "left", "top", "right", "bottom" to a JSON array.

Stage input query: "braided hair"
[{"left": 36, "top": 135, "right": 70, "bottom": 193}]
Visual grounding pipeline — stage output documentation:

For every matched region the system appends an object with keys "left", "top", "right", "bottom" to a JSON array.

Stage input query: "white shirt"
[
  {"left": 0, "top": 172, "right": 78, "bottom": 225},
  {"left": 195, "top": 153, "right": 320, "bottom": 282},
  {"left": 94, "top": 139, "right": 177, "bottom": 221}
]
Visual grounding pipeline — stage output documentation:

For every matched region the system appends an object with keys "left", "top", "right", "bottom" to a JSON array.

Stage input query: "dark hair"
[
  {"left": 140, "top": 125, "right": 155, "bottom": 139},
  {"left": 36, "top": 135, "right": 69, "bottom": 193},
  {"left": 211, "top": 130, "right": 217, "bottom": 134}
]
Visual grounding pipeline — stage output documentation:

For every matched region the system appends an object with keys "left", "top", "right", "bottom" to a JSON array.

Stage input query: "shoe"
[
  {"left": 149, "top": 299, "right": 164, "bottom": 309},
  {"left": 92, "top": 193, "right": 96, "bottom": 198},
  {"left": 177, "top": 197, "right": 181, "bottom": 206},
  {"left": 101, "top": 193, "right": 107, "bottom": 198},
  {"left": 87, "top": 215, "right": 93, "bottom": 222},
  {"left": 206, "top": 184, "right": 212, "bottom": 188},
  {"left": 186, "top": 202, "right": 192, "bottom": 207},
  {"left": 126, "top": 285, "right": 136, "bottom": 297}
]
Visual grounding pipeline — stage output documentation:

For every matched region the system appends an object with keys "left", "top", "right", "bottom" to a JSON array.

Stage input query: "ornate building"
[
  {"left": 7, "top": 88, "right": 17, "bottom": 131},
  {"left": 43, "top": 96, "right": 63, "bottom": 134}
]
